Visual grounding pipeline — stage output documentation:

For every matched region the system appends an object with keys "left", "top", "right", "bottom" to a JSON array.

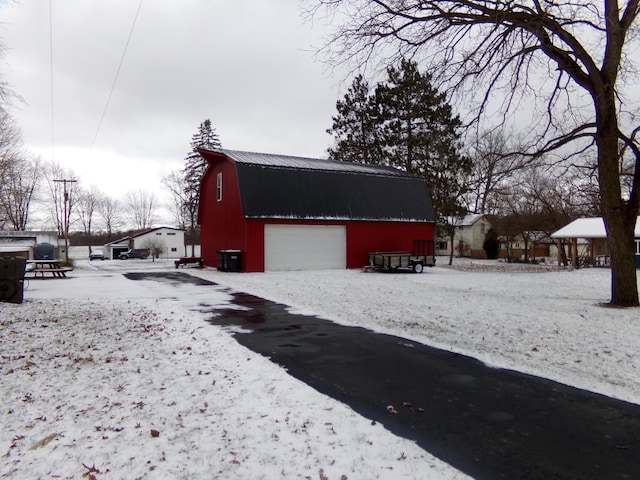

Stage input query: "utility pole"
[{"left": 53, "top": 179, "right": 78, "bottom": 263}]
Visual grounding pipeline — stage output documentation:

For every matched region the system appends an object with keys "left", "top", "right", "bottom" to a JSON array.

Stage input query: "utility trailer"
[{"left": 367, "top": 239, "right": 436, "bottom": 273}]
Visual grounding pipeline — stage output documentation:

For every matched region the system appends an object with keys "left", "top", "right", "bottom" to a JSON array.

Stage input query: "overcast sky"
[{"left": 1, "top": 0, "right": 343, "bottom": 203}]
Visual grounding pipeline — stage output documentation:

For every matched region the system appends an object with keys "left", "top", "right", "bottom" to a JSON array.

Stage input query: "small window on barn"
[
  {"left": 436, "top": 241, "right": 448, "bottom": 250},
  {"left": 171, "top": 247, "right": 177, "bottom": 252},
  {"left": 167, "top": 232, "right": 176, "bottom": 236},
  {"left": 156, "top": 232, "right": 162, "bottom": 236},
  {"left": 216, "top": 172, "right": 223, "bottom": 202}
]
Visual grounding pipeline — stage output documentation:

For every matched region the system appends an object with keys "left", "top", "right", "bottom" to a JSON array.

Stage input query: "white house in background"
[
  {"left": 0, "top": 231, "right": 65, "bottom": 259},
  {"left": 435, "top": 214, "right": 491, "bottom": 259},
  {"left": 551, "top": 217, "right": 640, "bottom": 267},
  {"left": 105, "top": 227, "right": 185, "bottom": 260}
]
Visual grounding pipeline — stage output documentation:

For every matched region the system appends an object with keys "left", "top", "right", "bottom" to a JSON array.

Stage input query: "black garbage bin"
[
  {"left": 217, "top": 250, "right": 242, "bottom": 272},
  {"left": 0, "top": 256, "right": 27, "bottom": 304}
]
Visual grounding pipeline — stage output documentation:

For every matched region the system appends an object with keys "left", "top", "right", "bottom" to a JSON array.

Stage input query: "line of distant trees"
[{"left": 0, "top": 150, "right": 165, "bottom": 238}]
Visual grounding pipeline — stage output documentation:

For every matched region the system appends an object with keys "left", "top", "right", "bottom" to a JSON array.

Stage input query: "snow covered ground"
[{"left": 2, "top": 250, "right": 639, "bottom": 479}]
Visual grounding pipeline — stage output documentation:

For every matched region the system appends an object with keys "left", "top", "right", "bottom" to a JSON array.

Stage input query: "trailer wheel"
[{"left": 412, "top": 262, "right": 424, "bottom": 273}]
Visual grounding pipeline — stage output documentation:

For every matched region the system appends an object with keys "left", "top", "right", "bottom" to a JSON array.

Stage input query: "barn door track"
[{"left": 127, "top": 272, "right": 640, "bottom": 480}]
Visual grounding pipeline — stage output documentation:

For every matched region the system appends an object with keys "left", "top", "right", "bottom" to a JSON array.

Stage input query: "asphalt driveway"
[{"left": 127, "top": 272, "right": 640, "bottom": 480}]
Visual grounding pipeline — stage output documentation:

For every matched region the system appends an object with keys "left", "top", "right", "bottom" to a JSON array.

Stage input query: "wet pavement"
[{"left": 127, "top": 272, "right": 640, "bottom": 480}]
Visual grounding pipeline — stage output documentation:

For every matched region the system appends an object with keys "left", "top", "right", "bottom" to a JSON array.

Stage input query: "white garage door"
[{"left": 264, "top": 224, "right": 346, "bottom": 271}]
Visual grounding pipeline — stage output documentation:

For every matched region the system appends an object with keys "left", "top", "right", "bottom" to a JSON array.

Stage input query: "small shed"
[
  {"left": 197, "top": 149, "right": 437, "bottom": 272},
  {"left": 105, "top": 227, "right": 186, "bottom": 260},
  {"left": 0, "top": 231, "right": 65, "bottom": 259}
]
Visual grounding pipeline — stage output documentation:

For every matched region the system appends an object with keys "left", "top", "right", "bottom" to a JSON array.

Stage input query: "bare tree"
[
  {"left": 0, "top": 39, "right": 29, "bottom": 229},
  {"left": 0, "top": 154, "right": 40, "bottom": 231},
  {"left": 0, "top": 109, "right": 21, "bottom": 168},
  {"left": 42, "top": 161, "right": 80, "bottom": 244},
  {"left": 492, "top": 163, "right": 600, "bottom": 263},
  {"left": 0, "top": 38, "right": 16, "bottom": 107},
  {"left": 76, "top": 185, "right": 104, "bottom": 252},
  {"left": 0, "top": 109, "right": 37, "bottom": 230},
  {"left": 464, "top": 130, "right": 529, "bottom": 215},
  {"left": 162, "top": 170, "right": 188, "bottom": 229},
  {"left": 310, "top": 0, "right": 640, "bottom": 306},
  {"left": 97, "top": 196, "right": 122, "bottom": 241},
  {"left": 141, "top": 237, "right": 164, "bottom": 262},
  {"left": 162, "top": 170, "right": 189, "bottom": 256},
  {"left": 126, "top": 189, "right": 157, "bottom": 231}
]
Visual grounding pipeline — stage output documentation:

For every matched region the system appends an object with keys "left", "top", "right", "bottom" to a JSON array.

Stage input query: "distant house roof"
[
  {"left": 199, "top": 149, "right": 437, "bottom": 223},
  {"left": 0, "top": 231, "right": 62, "bottom": 247},
  {"left": 551, "top": 217, "right": 640, "bottom": 239},
  {"left": 444, "top": 213, "right": 487, "bottom": 227}
]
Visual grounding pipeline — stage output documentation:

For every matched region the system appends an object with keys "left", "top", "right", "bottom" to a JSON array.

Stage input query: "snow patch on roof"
[
  {"left": 551, "top": 217, "right": 640, "bottom": 238},
  {"left": 443, "top": 214, "right": 487, "bottom": 226}
]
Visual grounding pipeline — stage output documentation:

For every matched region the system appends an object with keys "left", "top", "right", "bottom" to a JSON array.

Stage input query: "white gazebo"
[{"left": 551, "top": 217, "right": 640, "bottom": 267}]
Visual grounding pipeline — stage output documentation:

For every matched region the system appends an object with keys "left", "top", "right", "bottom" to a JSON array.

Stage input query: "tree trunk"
[
  {"left": 448, "top": 229, "right": 455, "bottom": 266},
  {"left": 594, "top": 69, "right": 640, "bottom": 306},
  {"left": 603, "top": 213, "right": 638, "bottom": 306},
  {"left": 597, "top": 96, "right": 639, "bottom": 306}
]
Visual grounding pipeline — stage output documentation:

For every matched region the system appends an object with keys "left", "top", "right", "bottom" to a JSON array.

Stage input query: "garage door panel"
[{"left": 264, "top": 225, "right": 346, "bottom": 271}]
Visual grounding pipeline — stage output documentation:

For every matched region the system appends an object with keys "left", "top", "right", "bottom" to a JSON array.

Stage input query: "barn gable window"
[{"left": 216, "top": 172, "right": 223, "bottom": 201}]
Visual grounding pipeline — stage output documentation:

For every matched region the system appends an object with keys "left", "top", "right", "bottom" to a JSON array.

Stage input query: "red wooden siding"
[
  {"left": 346, "top": 221, "right": 435, "bottom": 268},
  {"left": 199, "top": 158, "right": 246, "bottom": 268},
  {"left": 199, "top": 156, "right": 435, "bottom": 272},
  {"left": 237, "top": 218, "right": 434, "bottom": 272}
]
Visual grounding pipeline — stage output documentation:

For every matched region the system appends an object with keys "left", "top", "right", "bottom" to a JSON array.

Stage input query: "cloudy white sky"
[{"left": 1, "top": 0, "right": 343, "bottom": 202}]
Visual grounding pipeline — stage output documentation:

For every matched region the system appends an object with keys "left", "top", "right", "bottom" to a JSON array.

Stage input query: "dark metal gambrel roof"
[
  {"left": 201, "top": 149, "right": 436, "bottom": 222},
  {"left": 219, "top": 149, "right": 409, "bottom": 176}
]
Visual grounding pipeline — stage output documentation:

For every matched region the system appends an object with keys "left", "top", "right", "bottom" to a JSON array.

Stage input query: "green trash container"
[{"left": 0, "top": 256, "right": 27, "bottom": 304}]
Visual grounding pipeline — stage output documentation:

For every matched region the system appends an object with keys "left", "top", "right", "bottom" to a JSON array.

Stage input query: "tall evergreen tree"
[
  {"left": 327, "top": 75, "right": 384, "bottom": 164},
  {"left": 182, "top": 119, "right": 222, "bottom": 256},
  {"left": 327, "top": 60, "right": 470, "bottom": 220},
  {"left": 373, "top": 59, "right": 470, "bottom": 219},
  {"left": 183, "top": 119, "right": 222, "bottom": 199}
]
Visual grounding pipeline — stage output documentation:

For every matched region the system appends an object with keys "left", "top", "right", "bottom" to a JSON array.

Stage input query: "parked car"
[
  {"left": 89, "top": 251, "right": 105, "bottom": 260},
  {"left": 118, "top": 248, "right": 150, "bottom": 260}
]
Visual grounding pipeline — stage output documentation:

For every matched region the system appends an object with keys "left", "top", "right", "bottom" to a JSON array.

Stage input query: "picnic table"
[
  {"left": 174, "top": 257, "right": 204, "bottom": 268},
  {"left": 25, "top": 259, "right": 73, "bottom": 278}
]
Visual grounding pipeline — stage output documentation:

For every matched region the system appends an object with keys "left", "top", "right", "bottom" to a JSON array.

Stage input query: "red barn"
[{"left": 197, "top": 149, "right": 436, "bottom": 272}]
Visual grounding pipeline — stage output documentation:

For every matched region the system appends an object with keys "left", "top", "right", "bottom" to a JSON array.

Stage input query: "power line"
[
  {"left": 90, "top": 0, "right": 144, "bottom": 150},
  {"left": 49, "top": 0, "right": 55, "bottom": 162}
]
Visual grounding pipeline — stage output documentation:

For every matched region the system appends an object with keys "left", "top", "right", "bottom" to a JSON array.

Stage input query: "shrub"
[{"left": 483, "top": 228, "right": 500, "bottom": 259}]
